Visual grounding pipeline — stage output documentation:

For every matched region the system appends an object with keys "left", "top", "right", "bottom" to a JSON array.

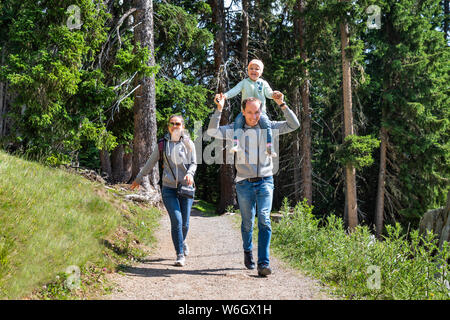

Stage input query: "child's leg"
[
  {"left": 259, "top": 113, "right": 276, "bottom": 157},
  {"left": 231, "top": 112, "right": 245, "bottom": 152},
  {"left": 258, "top": 113, "right": 272, "bottom": 144}
]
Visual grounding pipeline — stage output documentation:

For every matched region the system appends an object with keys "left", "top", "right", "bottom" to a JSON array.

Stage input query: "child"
[{"left": 215, "top": 59, "right": 282, "bottom": 157}]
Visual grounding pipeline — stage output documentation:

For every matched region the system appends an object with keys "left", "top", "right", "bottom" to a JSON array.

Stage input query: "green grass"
[
  {"left": 192, "top": 199, "right": 217, "bottom": 216},
  {"left": 0, "top": 150, "right": 161, "bottom": 299}
]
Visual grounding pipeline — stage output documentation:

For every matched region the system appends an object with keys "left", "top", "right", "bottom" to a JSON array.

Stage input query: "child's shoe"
[
  {"left": 230, "top": 139, "right": 240, "bottom": 153},
  {"left": 265, "top": 143, "right": 277, "bottom": 157}
]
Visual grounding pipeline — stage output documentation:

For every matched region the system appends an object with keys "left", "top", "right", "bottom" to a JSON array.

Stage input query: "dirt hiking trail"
[{"left": 103, "top": 207, "right": 331, "bottom": 300}]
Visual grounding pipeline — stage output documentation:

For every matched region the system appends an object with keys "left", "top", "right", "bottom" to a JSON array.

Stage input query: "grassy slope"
[{"left": 0, "top": 151, "right": 161, "bottom": 299}]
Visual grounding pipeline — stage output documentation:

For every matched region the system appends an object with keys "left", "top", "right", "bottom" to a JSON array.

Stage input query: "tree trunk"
[
  {"left": 0, "top": 46, "right": 8, "bottom": 138},
  {"left": 210, "top": 0, "right": 227, "bottom": 74},
  {"left": 123, "top": 149, "right": 133, "bottom": 183},
  {"left": 444, "top": 0, "right": 449, "bottom": 41},
  {"left": 340, "top": 4, "right": 358, "bottom": 230},
  {"left": 291, "top": 88, "right": 302, "bottom": 204},
  {"left": 111, "top": 144, "right": 125, "bottom": 183},
  {"left": 375, "top": 126, "right": 388, "bottom": 239},
  {"left": 99, "top": 149, "right": 112, "bottom": 179},
  {"left": 111, "top": 144, "right": 133, "bottom": 183},
  {"left": 0, "top": 78, "right": 6, "bottom": 138},
  {"left": 241, "top": 0, "right": 249, "bottom": 68},
  {"left": 255, "top": 0, "right": 265, "bottom": 46},
  {"left": 296, "top": 0, "right": 312, "bottom": 206},
  {"left": 131, "top": 0, "right": 159, "bottom": 191},
  {"left": 210, "top": 0, "right": 237, "bottom": 214}
]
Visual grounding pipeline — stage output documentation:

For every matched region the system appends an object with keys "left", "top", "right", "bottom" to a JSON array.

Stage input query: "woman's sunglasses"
[{"left": 168, "top": 122, "right": 182, "bottom": 127}]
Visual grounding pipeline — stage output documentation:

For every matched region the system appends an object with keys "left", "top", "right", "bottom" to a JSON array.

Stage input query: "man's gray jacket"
[{"left": 206, "top": 106, "right": 300, "bottom": 181}]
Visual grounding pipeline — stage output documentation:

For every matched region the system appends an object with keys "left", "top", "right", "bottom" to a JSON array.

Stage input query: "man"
[{"left": 207, "top": 93, "right": 300, "bottom": 276}]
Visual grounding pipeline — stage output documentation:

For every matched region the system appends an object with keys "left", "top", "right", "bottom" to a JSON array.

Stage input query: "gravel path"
[{"left": 103, "top": 208, "right": 331, "bottom": 300}]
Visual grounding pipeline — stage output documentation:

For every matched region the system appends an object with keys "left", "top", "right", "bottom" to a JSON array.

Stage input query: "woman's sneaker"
[
  {"left": 183, "top": 242, "right": 189, "bottom": 256},
  {"left": 174, "top": 254, "right": 185, "bottom": 267}
]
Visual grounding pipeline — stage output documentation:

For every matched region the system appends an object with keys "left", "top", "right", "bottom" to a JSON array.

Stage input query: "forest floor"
[{"left": 102, "top": 205, "right": 332, "bottom": 300}]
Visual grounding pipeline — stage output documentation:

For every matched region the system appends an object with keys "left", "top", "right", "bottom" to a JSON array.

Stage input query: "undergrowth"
[{"left": 272, "top": 199, "right": 450, "bottom": 300}]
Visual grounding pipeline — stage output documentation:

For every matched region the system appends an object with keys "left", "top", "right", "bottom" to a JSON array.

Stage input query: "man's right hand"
[
  {"left": 214, "top": 93, "right": 225, "bottom": 112},
  {"left": 130, "top": 181, "right": 140, "bottom": 190}
]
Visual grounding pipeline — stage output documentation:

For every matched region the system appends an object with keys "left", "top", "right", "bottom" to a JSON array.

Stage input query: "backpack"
[
  {"left": 158, "top": 138, "right": 165, "bottom": 169},
  {"left": 156, "top": 138, "right": 165, "bottom": 187}
]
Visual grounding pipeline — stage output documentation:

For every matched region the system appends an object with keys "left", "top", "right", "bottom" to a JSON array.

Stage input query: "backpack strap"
[{"left": 158, "top": 138, "right": 165, "bottom": 168}]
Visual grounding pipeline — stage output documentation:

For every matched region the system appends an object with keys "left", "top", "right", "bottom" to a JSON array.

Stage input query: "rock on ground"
[{"left": 419, "top": 190, "right": 450, "bottom": 249}]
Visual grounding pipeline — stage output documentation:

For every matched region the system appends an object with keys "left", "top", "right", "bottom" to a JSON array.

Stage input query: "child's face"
[{"left": 247, "top": 63, "right": 263, "bottom": 81}]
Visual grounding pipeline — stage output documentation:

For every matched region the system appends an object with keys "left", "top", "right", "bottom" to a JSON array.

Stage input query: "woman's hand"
[
  {"left": 184, "top": 174, "right": 194, "bottom": 186},
  {"left": 130, "top": 181, "right": 140, "bottom": 190}
]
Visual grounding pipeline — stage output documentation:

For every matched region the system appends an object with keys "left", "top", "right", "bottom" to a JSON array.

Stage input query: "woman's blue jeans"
[
  {"left": 162, "top": 186, "right": 194, "bottom": 255},
  {"left": 235, "top": 176, "right": 274, "bottom": 266}
]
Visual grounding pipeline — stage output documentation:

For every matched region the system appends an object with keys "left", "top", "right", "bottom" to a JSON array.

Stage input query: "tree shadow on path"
[{"left": 118, "top": 262, "right": 243, "bottom": 278}]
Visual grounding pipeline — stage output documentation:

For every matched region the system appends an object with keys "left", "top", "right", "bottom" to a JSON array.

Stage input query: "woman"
[{"left": 130, "top": 115, "right": 196, "bottom": 267}]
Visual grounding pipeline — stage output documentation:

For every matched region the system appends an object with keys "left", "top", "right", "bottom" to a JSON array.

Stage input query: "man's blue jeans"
[
  {"left": 235, "top": 176, "right": 274, "bottom": 266},
  {"left": 162, "top": 186, "right": 194, "bottom": 255}
]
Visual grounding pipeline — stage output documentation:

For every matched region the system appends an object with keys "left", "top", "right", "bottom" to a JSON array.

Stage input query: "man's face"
[{"left": 242, "top": 100, "right": 262, "bottom": 127}]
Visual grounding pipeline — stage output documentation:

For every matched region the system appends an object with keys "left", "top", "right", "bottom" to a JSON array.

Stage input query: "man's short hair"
[{"left": 242, "top": 97, "right": 262, "bottom": 110}]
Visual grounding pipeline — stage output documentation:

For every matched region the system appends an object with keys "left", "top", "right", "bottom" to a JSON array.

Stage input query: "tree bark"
[
  {"left": 241, "top": 0, "right": 249, "bottom": 68},
  {"left": 210, "top": 0, "right": 237, "bottom": 214},
  {"left": 131, "top": 0, "right": 159, "bottom": 191},
  {"left": 444, "top": 0, "right": 449, "bottom": 41},
  {"left": 340, "top": 4, "right": 358, "bottom": 230},
  {"left": 0, "top": 46, "right": 8, "bottom": 138},
  {"left": 110, "top": 144, "right": 133, "bottom": 183},
  {"left": 0, "top": 77, "right": 6, "bottom": 138},
  {"left": 291, "top": 88, "right": 302, "bottom": 204},
  {"left": 99, "top": 149, "right": 112, "bottom": 179},
  {"left": 375, "top": 126, "right": 388, "bottom": 239},
  {"left": 296, "top": 0, "right": 312, "bottom": 206},
  {"left": 111, "top": 144, "right": 125, "bottom": 183},
  {"left": 123, "top": 149, "right": 133, "bottom": 183}
]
